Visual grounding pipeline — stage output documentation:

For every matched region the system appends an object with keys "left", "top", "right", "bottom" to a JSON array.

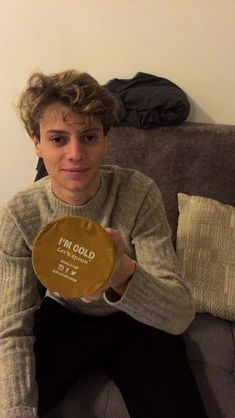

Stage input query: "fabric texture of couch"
[{"left": 43, "top": 122, "right": 235, "bottom": 418}]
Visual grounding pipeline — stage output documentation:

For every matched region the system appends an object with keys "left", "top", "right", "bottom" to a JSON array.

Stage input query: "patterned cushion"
[{"left": 177, "top": 193, "right": 235, "bottom": 320}]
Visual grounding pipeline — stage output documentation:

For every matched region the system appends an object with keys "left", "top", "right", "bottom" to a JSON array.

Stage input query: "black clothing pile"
[{"left": 105, "top": 72, "right": 190, "bottom": 128}]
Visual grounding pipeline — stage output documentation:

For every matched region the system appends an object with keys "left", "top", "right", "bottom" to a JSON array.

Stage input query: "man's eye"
[
  {"left": 50, "top": 137, "right": 66, "bottom": 144},
  {"left": 83, "top": 135, "right": 97, "bottom": 142}
]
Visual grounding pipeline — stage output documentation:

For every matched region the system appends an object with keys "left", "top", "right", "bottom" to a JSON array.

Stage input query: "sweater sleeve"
[
  {"left": 104, "top": 182, "right": 195, "bottom": 335},
  {"left": 0, "top": 207, "right": 40, "bottom": 418}
]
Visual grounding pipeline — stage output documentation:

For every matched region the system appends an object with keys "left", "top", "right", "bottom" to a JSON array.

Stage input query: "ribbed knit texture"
[{"left": 0, "top": 165, "right": 194, "bottom": 417}]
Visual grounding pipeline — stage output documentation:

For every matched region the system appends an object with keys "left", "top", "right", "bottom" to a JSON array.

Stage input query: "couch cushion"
[
  {"left": 184, "top": 314, "right": 235, "bottom": 372},
  {"left": 188, "top": 363, "right": 235, "bottom": 418},
  {"left": 184, "top": 314, "right": 235, "bottom": 418},
  {"left": 44, "top": 366, "right": 129, "bottom": 418},
  {"left": 177, "top": 193, "right": 235, "bottom": 320}
]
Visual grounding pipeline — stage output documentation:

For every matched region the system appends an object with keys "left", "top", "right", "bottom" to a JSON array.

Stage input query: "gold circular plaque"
[{"left": 32, "top": 216, "right": 115, "bottom": 298}]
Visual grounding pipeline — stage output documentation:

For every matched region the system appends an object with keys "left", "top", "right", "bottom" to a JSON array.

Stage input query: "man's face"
[{"left": 34, "top": 103, "right": 108, "bottom": 205}]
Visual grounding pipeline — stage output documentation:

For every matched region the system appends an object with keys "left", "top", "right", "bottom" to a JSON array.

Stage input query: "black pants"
[{"left": 34, "top": 297, "right": 208, "bottom": 418}]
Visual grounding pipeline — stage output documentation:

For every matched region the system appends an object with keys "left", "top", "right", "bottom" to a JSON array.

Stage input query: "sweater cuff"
[{"left": 104, "top": 287, "right": 122, "bottom": 303}]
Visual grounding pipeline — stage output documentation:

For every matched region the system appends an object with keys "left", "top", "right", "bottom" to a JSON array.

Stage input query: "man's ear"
[{"left": 33, "top": 136, "right": 42, "bottom": 157}]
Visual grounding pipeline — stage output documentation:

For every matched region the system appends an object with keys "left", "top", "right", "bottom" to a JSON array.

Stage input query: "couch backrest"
[{"left": 104, "top": 122, "right": 235, "bottom": 245}]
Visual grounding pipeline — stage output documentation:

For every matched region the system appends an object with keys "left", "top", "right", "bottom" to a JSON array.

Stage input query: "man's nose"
[{"left": 67, "top": 139, "right": 85, "bottom": 161}]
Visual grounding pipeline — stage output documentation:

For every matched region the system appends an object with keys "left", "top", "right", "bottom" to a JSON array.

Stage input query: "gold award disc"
[{"left": 32, "top": 216, "right": 115, "bottom": 298}]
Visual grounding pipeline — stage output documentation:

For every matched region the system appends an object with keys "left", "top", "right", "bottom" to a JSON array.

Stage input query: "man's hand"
[{"left": 81, "top": 228, "right": 135, "bottom": 302}]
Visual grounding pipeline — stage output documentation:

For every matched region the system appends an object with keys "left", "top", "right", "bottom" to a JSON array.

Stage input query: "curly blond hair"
[{"left": 18, "top": 69, "right": 117, "bottom": 138}]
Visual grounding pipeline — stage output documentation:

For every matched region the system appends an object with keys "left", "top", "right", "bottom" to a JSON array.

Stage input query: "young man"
[{"left": 0, "top": 70, "right": 207, "bottom": 418}]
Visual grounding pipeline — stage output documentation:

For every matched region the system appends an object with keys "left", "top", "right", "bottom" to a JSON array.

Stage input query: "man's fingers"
[{"left": 80, "top": 288, "right": 104, "bottom": 302}]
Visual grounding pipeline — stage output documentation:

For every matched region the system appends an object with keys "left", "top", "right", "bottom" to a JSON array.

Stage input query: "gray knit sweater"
[{"left": 0, "top": 165, "right": 194, "bottom": 418}]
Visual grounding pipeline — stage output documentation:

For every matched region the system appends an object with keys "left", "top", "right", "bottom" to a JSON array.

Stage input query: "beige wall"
[{"left": 1, "top": 0, "right": 235, "bottom": 204}]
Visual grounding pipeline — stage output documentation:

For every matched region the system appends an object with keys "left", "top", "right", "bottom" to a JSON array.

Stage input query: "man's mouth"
[{"left": 62, "top": 167, "right": 89, "bottom": 172}]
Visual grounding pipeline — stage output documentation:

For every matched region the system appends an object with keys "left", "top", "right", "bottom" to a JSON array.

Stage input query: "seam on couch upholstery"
[
  {"left": 103, "top": 378, "right": 112, "bottom": 418},
  {"left": 230, "top": 322, "right": 235, "bottom": 376}
]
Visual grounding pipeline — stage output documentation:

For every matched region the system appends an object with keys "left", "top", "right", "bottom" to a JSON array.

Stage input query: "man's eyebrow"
[
  {"left": 45, "top": 127, "right": 102, "bottom": 134},
  {"left": 46, "top": 130, "right": 69, "bottom": 135},
  {"left": 80, "top": 127, "right": 103, "bottom": 133}
]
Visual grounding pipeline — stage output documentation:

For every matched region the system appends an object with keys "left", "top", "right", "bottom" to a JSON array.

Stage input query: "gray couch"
[{"left": 45, "top": 122, "right": 235, "bottom": 418}]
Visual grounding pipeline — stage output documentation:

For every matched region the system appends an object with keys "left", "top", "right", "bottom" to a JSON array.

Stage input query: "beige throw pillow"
[{"left": 177, "top": 193, "right": 235, "bottom": 320}]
